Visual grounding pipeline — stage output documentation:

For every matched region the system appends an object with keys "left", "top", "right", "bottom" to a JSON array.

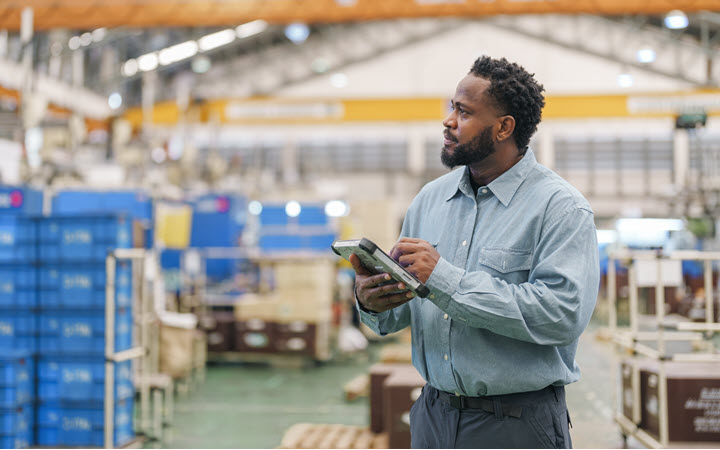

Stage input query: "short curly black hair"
[{"left": 469, "top": 56, "right": 545, "bottom": 154}]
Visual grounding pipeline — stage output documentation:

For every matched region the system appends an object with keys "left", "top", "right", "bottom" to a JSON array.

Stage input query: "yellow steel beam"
[{"left": 0, "top": 0, "right": 717, "bottom": 30}]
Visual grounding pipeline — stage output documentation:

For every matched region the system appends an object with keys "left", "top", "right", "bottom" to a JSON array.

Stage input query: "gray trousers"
[{"left": 410, "top": 384, "right": 573, "bottom": 449}]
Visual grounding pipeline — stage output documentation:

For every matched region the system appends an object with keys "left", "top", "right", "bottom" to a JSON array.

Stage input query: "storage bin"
[
  {"left": 38, "top": 262, "right": 132, "bottom": 309},
  {"left": 37, "top": 357, "right": 133, "bottom": 403},
  {"left": 0, "top": 266, "right": 37, "bottom": 308},
  {"left": 38, "top": 215, "right": 132, "bottom": 263},
  {"left": 0, "top": 312, "right": 36, "bottom": 354},
  {"left": 0, "top": 351, "right": 33, "bottom": 408},
  {"left": 0, "top": 216, "right": 37, "bottom": 263},
  {"left": 37, "top": 308, "right": 132, "bottom": 355}
]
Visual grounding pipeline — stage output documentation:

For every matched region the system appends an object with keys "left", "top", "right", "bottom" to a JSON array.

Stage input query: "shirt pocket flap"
[{"left": 479, "top": 248, "right": 533, "bottom": 273}]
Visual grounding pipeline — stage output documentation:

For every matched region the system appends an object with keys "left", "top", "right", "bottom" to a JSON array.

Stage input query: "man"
[{"left": 350, "top": 56, "right": 599, "bottom": 449}]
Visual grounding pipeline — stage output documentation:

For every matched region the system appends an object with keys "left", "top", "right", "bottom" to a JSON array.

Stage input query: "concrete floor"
[{"left": 164, "top": 321, "right": 627, "bottom": 449}]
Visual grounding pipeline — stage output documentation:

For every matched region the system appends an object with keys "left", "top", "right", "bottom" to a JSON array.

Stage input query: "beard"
[{"left": 441, "top": 126, "right": 495, "bottom": 169}]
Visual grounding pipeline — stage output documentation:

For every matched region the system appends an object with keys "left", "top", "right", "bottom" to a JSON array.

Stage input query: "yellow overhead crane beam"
[{"left": 0, "top": 0, "right": 718, "bottom": 31}]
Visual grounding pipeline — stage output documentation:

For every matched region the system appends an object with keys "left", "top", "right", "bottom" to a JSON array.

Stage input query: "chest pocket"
[{"left": 478, "top": 248, "right": 533, "bottom": 282}]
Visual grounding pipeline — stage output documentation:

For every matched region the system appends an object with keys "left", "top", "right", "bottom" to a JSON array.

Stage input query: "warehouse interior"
[{"left": 1, "top": 0, "right": 720, "bottom": 448}]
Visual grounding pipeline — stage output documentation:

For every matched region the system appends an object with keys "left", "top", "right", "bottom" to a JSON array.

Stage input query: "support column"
[{"left": 673, "top": 128, "right": 690, "bottom": 191}]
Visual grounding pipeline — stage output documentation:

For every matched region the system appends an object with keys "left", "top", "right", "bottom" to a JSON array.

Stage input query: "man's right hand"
[{"left": 349, "top": 253, "right": 416, "bottom": 313}]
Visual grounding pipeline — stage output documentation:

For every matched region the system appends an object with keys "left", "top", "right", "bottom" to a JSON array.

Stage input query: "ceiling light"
[
  {"left": 68, "top": 36, "right": 80, "bottom": 50},
  {"left": 236, "top": 20, "right": 268, "bottom": 39},
  {"left": 330, "top": 73, "right": 348, "bottom": 88},
  {"left": 198, "top": 29, "right": 236, "bottom": 52},
  {"left": 617, "top": 73, "right": 633, "bottom": 88},
  {"left": 50, "top": 42, "right": 63, "bottom": 57},
  {"left": 108, "top": 92, "right": 122, "bottom": 110},
  {"left": 248, "top": 201, "right": 263, "bottom": 215},
  {"left": 91, "top": 28, "right": 106, "bottom": 42},
  {"left": 122, "top": 59, "right": 138, "bottom": 77},
  {"left": 325, "top": 200, "right": 349, "bottom": 217},
  {"left": 158, "top": 40, "right": 198, "bottom": 66},
  {"left": 191, "top": 55, "right": 212, "bottom": 74},
  {"left": 596, "top": 230, "right": 618, "bottom": 245},
  {"left": 665, "top": 10, "right": 689, "bottom": 29},
  {"left": 285, "top": 23, "right": 310, "bottom": 44},
  {"left": 79, "top": 32, "right": 92, "bottom": 47},
  {"left": 285, "top": 201, "right": 301, "bottom": 218},
  {"left": 137, "top": 53, "right": 159, "bottom": 72},
  {"left": 636, "top": 48, "right": 656, "bottom": 64}
]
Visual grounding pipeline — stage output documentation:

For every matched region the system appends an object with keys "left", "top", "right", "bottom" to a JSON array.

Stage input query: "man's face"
[{"left": 441, "top": 75, "right": 502, "bottom": 168}]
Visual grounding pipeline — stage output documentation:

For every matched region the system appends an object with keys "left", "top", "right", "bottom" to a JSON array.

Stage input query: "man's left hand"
[{"left": 390, "top": 238, "right": 440, "bottom": 284}]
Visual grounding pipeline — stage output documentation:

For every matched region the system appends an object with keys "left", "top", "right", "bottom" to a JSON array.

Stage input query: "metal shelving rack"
[
  {"left": 104, "top": 248, "right": 151, "bottom": 449},
  {"left": 607, "top": 249, "right": 720, "bottom": 449}
]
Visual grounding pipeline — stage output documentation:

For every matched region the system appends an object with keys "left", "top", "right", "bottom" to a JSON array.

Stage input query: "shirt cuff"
[
  {"left": 354, "top": 286, "right": 384, "bottom": 332},
  {"left": 426, "top": 256, "right": 464, "bottom": 306}
]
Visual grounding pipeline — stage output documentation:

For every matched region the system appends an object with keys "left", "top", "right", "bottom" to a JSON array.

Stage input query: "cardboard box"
[
  {"left": 234, "top": 295, "right": 280, "bottom": 322},
  {"left": 369, "top": 364, "right": 412, "bottom": 433},
  {"left": 640, "top": 361, "right": 720, "bottom": 442},
  {"left": 273, "top": 261, "right": 336, "bottom": 289},
  {"left": 383, "top": 365, "right": 426, "bottom": 449}
]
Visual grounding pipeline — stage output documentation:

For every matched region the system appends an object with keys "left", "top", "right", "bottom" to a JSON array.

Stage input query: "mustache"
[{"left": 443, "top": 130, "right": 457, "bottom": 142}]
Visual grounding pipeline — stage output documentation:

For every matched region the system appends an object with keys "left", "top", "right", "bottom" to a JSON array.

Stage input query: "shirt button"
[
  {"left": 481, "top": 188, "right": 488, "bottom": 194},
  {"left": 462, "top": 240, "right": 467, "bottom": 246},
  {"left": 443, "top": 314, "right": 448, "bottom": 320},
  {"left": 474, "top": 205, "right": 477, "bottom": 210},
  {"left": 444, "top": 354, "right": 448, "bottom": 361},
  {"left": 455, "top": 391, "right": 460, "bottom": 396},
  {"left": 429, "top": 294, "right": 436, "bottom": 300}
]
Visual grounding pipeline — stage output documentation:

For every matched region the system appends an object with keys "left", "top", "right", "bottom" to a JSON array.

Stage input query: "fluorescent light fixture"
[
  {"left": 92, "top": 28, "right": 106, "bottom": 42},
  {"left": 596, "top": 229, "right": 618, "bottom": 245},
  {"left": 158, "top": 40, "right": 198, "bottom": 66},
  {"left": 665, "top": 10, "right": 689, "bottom": 29},
  {"left": 311, "top": 58, "right": 331, "bottom": 74},
  {"left": 79, "top": 32, "right": 92, "bottom": 47},
  {"left": 636, "top": 48, "right": 656, "bottom": 64},
  {"left": 236, "top": 20, "right": 268, "bottom": 39},
  {"left": 191, "top": 55, "right": 211, "bottom": 74},
  {"left": 108, "top": 92, "right": 122, "bottom": 110},
  {"left": 122, "top": 59, "right": 139, "bottom": 77},
  {"left": 285, "top": 201, "right": 301, "bottom": 218},
  {"left": 325, "top": 200, "right": 349, "bottom": 217},
  {"left": 616, "top": 218, "right": 684, "bottom": 233},
  {"left": 68, "top": 36, "right": 80, "bottom": 50},
  {"left": 285, "top": 23, "right": 310, "bottom": 44},
  {"left": 330, "top": 73, "right": 348, "bottom": 88},
  {"left": 617, "top": 73, "right": 633, "bottom": 88},
  {"left": 248, "top": 201, "right": 263, "bottom": 215},
  {"left": 198, "top": 29, "right": 236, "bottom": 52},
  {"left": 137, "top": 53, "right": 159, "bottom": 72}
]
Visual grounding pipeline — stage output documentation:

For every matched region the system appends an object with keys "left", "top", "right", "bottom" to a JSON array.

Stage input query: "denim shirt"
[{"left": 358, "top": 149, "right": 599, "bottom": 396}]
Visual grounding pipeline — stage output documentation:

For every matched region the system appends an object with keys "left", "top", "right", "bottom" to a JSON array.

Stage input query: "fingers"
[
  {"left": 348, "top": 253, "right": 372, "bottom": 276},
  {"left": 365, "top": 292, "right": 415, "bottom": 312}
]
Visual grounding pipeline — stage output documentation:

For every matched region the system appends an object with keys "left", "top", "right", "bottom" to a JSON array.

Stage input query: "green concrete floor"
[{"left": 162, "top": 322, "right": 626, "bottom": 449}]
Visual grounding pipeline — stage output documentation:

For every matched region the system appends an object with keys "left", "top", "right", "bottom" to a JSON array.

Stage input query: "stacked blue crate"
[
  {"left": 36, "top": 214, "right": 135, "bottom": 447},
  {"left": 258, "top": 203, "right": 336, "bottom": 253},
  {"left": 0, "top": 351, "right": 34, "bottom": 449}
]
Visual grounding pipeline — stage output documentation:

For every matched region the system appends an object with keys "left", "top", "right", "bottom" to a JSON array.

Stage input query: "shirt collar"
[{"left": 444, "top": 148, "right": 538, "bottom": 206}]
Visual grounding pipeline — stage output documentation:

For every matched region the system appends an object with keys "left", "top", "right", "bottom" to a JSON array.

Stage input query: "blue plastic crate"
[
  {"left": 0, "top": 266, "right": 37, "bottom": 308},
  {"left": 0, "top": 351, "right": 33, "bottom": 408},
  {"left": 307, "top": 233, "right": 336, "bottom": 251},
  {"left": 36, "top": 397, "right": 134, "bottom": 447},
  {"left": 37, "top": 357, "right": 133, "bottom": 404},
  {"left": 39, "top": 262, "right": 132, "bottom": 309},
  {"left": 0, "top": 403, "right": 32, "bottom": 435},
  {"left": 38, "top": 215, "right": 132, "bottom": 262},
  {"left": 0, "top": 216, "right": 37, "bottom": 263},
  {"left": 0, "top": 186, "right": 43, "bottom": 217},
  {"left": 296, "top": 205, "right": 328, "bottom": 226},
  {"left": 0, "top": 312, "right": 37, "bottom": 354},
  {"left": 259, "top": 205, "right": 288, "bottom": 226},
  {"left": 259, "top": 234, "right": 303, "bottom": 251},
  {"left": 37, "top": 308, "right": 132, "bottom": 355},
  {"left": 53, "top": 190, "right": 152, "bottom": 221}
]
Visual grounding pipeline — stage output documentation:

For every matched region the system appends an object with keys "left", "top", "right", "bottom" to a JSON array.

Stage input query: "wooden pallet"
[
  {"left": 343, "top": 374, "right": 370, "bottom": 401},
  {"left": 279, "top": 423, "right": 389, "bottom": 449}
]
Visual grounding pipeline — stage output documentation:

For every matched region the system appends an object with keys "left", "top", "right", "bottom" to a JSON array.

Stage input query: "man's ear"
[{"left": 496, "top": 116, "right": 515, "bottom": 142}]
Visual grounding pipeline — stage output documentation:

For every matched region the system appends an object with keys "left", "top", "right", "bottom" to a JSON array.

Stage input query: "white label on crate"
[
  {"left": 116, "top": 412, "right": 130, "bottom": 427},
  {"left": 646, "top": 395, "right": 659, "bottom": 417},
  {"left": 117, "top": 365, "right": 131, "bottom": 381},
  {"left": 286, "top": 337, "right": 307, "bottom": 351},
  {"left": 63, "top": 274, "right": 91, "bottom": 290},
  {"left": 1, "top": 282, "right": 13, "bottom": 293},
  {"left": 694, "top": 416, "right": 720, "bottom": 433},
  {"left": 17, "top": 371, "right": 28, "bottom": 382},
  {"left": 247, "top": 319, "right": 265, "bottom": 331},
  {"left": 49, "top": 412, "right": 58, "bottom": 422},
  {"left": 63, "top": 229, "right": 92, "bottom": 244},
  {"left": 0, "top": 231, "right": 14, "bottom": 245},
  {"left": 63, "top": 322, "right": 91, "bottom": 337},
  {"left": 63, "top": 369, "right": 92, "bottom": 383},
  {"left": 117, "top": 385, "right": 133, "bottom": 399},
  {"left": 0, "top": 322, "right": 12, "bottom": 335},
  {"left": 244, "top": 333, "right": 268, "bottom": 348},
  {"left": 288, "top": 321, "right": 308, "bottom": 333},
  {"left": 701, "top": 388, "right": 720, "bottom": 401},
  {"left": 62, "top": 416, "right": 91, "bottom": 431}
]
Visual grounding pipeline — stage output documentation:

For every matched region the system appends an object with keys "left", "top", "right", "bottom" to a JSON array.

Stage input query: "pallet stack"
[
  {"left": 34, "top": 214, "right": 136, "bottom": 447},
  {"left": 0, "top": 351, "right": 34, "bottom": 449},
  {"left": 279, "top": 423, "right": 388, "bottom": 449}
]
